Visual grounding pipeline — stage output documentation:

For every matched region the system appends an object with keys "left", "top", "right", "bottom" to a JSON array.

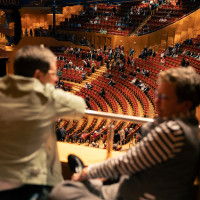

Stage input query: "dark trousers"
[
  {"left": 0, "top": 184, "right": 52, "bottom": 200},
  {"left": 49, "top": 179, "right": 121, "bottom": 200},
  {"left": 49, "top": 180, "right": 103, "bottom": 200}
]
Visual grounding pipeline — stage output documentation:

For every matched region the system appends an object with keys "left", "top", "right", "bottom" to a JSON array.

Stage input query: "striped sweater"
[{"left": 88, "top": 120, "right": 185, "bottom": 179}]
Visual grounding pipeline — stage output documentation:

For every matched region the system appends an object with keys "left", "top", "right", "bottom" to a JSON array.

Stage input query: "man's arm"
[{"left": 49, "top": 86, "right": 86, "bottom": 120}]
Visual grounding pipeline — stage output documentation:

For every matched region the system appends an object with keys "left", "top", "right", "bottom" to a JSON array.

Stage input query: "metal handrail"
[
  {"left": 85, "top": 110, "right": 154, "bottom": 158},
  {"left": 84, "top": 110, "right": 200, "bottom": 158},
  {"left": 85, "top": 110, "right": 154, "bottom": 123}
]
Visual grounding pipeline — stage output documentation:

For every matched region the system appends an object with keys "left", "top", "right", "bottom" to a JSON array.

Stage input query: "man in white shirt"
[{"left": 0, "top": 46, "right": 86, "bottom": 199}]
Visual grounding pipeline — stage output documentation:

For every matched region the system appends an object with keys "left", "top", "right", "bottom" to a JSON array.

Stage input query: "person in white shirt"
[{"left": 0, "top": 46, "right": 86, "bottom": 199}]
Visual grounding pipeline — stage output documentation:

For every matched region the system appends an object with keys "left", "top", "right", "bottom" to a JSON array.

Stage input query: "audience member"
[
  {"left": 99, "top": 88, "right": 105, "bottom": 98},
  {"left": 108, "top": 79, "right": 115, "bottom": 86},
  {"left": 185, "top": 59, "right": 190, "bottom": 67},
  {"left": 0, "top": 46, "right": 86, "bottom": 199},
  {"left": 85, "top": 96, "right": 91, "bottom": 109},
  {"left": 50, "top": 67, "right": 200, "bottom": 200},
  {"left": 181, "top": 57, "right": 186, "bottom": 67}
]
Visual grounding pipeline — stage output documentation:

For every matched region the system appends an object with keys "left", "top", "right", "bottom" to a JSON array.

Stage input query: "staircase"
[
  {"left": 132, "top": 14, "right": 152, "bottom": 35},
  {"left": 71, "top": 64, "right": 107, "bottom": 92}
]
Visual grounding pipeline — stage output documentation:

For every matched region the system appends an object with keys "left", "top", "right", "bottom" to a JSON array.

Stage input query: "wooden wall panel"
[{"left": 19, "top": 6, "right": 200, "bottom": 54}]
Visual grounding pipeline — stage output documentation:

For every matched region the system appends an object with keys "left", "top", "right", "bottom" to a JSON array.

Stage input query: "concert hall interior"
[{"left": 0, "top": 0, "right": 200, "bottom": 199}]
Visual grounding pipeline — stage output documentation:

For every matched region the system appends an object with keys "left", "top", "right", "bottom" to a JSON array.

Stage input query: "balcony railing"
[{"left": 85, "top": 110, "right": 154, "bottom": 158}]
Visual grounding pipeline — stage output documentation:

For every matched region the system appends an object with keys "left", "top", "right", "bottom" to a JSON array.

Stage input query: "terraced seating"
[
  {"left": 56, "top": 1, "right": 150, "bottom": 36},
  {"left": 91, "top": 78, "right": 127, "bottom": 131},
  {"left": 94, "top": 78, "right": 128, "bottom": 114},
  {"left": 105, "top": 69, "right": 149, "bottom": 117},
  {"left": 55, "top": 50, "right": 102, "bottom": 83},
  {"left": 138, "top": 0, "right": 200, "bottom": 34},
  {"left": 54, "top": 37, "right": 200, "bottom": 146}
]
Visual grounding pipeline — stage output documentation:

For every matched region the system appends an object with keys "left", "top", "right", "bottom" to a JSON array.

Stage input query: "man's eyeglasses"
[
  {"left": 48, "top": 70, "right": 58, "bottom": 76},
  {"left": 154, "top": 90, "right": 168, "bottom": 100}
]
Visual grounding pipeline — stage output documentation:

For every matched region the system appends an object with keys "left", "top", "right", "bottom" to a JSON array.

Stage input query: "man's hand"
[{"left": 71, "top": 167, "right": 89, "bottom": 182}]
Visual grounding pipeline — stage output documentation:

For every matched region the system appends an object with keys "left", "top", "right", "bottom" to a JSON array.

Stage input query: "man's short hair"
[
  {"left": 158, "top": 67, "right": 200, "bottom": 109},
  {"left": 14, "top": 45, "right": 57, "bottom": 77}
]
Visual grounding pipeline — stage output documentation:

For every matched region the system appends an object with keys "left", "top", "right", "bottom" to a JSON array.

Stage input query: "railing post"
[{"left": 106, "top": 121, "right": 114, "bottom": 159}]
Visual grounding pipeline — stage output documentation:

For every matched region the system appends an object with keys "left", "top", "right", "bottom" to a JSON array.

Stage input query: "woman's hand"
[{"left": 71, "top": 167, "right": 89, "bottom": 182}]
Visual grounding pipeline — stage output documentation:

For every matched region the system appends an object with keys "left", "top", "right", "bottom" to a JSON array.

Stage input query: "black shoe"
[{"left": 67, "top": 154, "right": 84, "bottom": 174}]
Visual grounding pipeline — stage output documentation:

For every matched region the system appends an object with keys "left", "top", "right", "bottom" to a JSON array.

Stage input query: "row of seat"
[
  {"left": 138, "top": 0, "right": 200, "bottom": 33},
  {"left": 56, "top": 1, "right": 148, "bottom": 36},
  {"left": 55, "top": 40, "right": 200, "bottom": 147}
]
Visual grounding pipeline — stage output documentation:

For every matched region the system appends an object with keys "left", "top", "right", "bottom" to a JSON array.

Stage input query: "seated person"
[
  {"left": 50, "top": 67, "right": 200, "bottom": 200},
  {"left": 113, "top": 130, "right": 121, "bottom": 144},
  {"left": 185, "top": 59, "right": 190, "bottom": 67},
  {"left": 87, "top": 83, "right": 93, "bottom": 89},
  {"left": 129, "top": 71, "right": 136, "bottom": 76},
  {"left": 144, "top": 85, "right": 150, "bottom": 93},
  {"left": 108, "top": 79, "right": 115, "bottom": 86},
  {"left": 181, "top": 57, "right": 186, "bottom": 67},
  {"left": 85, "top": 96, "right": 91, "bottom": 109},
  {"left": 99, "top": 88, "right": 105, "bottom": 98},
  {"left": 84, "top": 82, "right": 89, "bottom": 88},
  {"left": 195, "top": 53, "right": 200, "bottom": 60},
  {"left": 130, "top": 77, "right": 138, "bottom": 84}
]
